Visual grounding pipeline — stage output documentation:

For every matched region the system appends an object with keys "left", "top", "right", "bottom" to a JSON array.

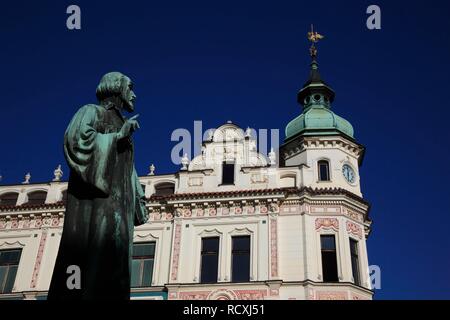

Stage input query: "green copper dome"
[
  {"left": 285, "top": 105, "right": 354, "bottom": 139},
  {"left": 284, "top": 56, "right": 354, "bottom": 140}
]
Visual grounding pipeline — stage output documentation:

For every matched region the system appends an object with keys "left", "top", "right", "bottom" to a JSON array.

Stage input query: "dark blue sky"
[{"left": 1, "top": 0, "right": 450, "bottom": 299}]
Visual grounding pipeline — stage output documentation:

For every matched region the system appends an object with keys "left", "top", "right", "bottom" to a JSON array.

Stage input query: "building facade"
[{"left": 0, "top": 52, "right": 373, "bottom": 300}]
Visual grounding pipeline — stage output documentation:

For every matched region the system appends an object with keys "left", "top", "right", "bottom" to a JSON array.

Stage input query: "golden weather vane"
[{"left": 307, "top": 24, "right": 324, "bottom": 59}]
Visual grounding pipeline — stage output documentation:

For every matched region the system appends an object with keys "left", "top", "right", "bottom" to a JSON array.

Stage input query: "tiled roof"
[
  {"left": 149, "top": 188, "right": 290, "bottom": 201},
  {"left": 0, "top": 201, "right": 65, "bottom": 212}
]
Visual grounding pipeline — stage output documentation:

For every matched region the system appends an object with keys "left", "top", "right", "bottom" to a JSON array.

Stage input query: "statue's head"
[{"left": 96, "top": 72, "right": 136, "bottom": 112}]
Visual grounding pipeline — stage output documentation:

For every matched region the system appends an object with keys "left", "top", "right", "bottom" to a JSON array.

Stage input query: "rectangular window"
[
  {"left": 200, "top": 237, "right": 219, "bottom": 283},
  {"left": 0, "top": 249, "right": 22, "bottom": 294},
  {"left": 231, "top": 236, "right": 251, "bottom": 282},
  {"left": 350, "top": 239, "right": 361, "bottom": 286},
  {"left": 222, "top": 162, "right": 235, "bottom": 185},
  {"left": 318, "top": 161, "right": 330, "bottom": 181},
  {"left": 154, "top": 183, "right": 175, "bottom": 196},
  {"left": 320, "top": 235, "right": 338, "bottom": 282},
  {"left": 131, "top": 242, "right": 155, "bottom": 288}
]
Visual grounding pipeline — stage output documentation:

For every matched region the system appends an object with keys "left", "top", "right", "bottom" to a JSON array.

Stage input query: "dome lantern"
[{"left": 285, "top": 26, "right": 354, "bottom": 140}]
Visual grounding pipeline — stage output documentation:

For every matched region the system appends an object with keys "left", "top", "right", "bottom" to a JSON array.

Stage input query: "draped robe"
[{"left": 47, "top": 103, "right": 147, "bottom": 300}]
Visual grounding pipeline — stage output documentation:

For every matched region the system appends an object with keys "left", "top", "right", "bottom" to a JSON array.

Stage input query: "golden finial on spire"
[{"left": 307, "top": 24, "right": 324, "bottom": 59}]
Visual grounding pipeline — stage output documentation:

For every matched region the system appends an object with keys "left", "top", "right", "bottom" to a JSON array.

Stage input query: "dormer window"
[
  {"left": 318, "top": 160, "right": 330, "bottom": 181},
  {"left": 0, "top": 192, "right": 19, "bottom": 206},
  {"left": 222, "top": 162, "right": 235, "bottom": 185},
  {"left": 26, "top": 191, "right": 47, "bottom": 205},
  {"left": 154, "top": 182, "right": 175, "bottom": 196}
]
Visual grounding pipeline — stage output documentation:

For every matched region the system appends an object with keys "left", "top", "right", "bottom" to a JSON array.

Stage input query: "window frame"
[
  {"left": 317, "top": 159, "right": 331, "bottom": 182},
  {"left": 231, "top": 235, "right": 251, "bottom": 283},
  {"left": 0, "top": 192, "right": 19, "bottom": 207},
  {"left": 131, "top": 242, "right": 156, "bottom": 288},
  {"left": 221, "top": 161, "right": 235, "bottom": 185},
  {"left": 200, "top": 236, "right": 220, "bottom": 284},
  {"left": 0, "top": 248, "right": 22, "bottom": 294},
  {"left": 349, "top": 238, "right": 361, "bottom": 286},
  {"left": 25, "top": 190, "right": 48, "bottom": 205},
  {"left": 319, "top": 234, "right": 339, "bottom": 283},
  {"left": 154, "top": 182, "right": 175, "bottom": 196}
]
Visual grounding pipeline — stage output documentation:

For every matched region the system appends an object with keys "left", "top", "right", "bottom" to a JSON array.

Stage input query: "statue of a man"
[{"left": 48, "top": 72, "right": 148, "bottom": 300}]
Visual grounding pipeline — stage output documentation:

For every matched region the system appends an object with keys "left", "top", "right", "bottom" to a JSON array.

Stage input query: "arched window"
[
  {"left": 26, "top": 191, "right": 47, "bottom": 205},
  {"left": 154, "top": 182, "right": 175, "bottom": 196},
  {"left": 0, "top": 192, "right": 19, "bottom": 206},
  {"left": 318, "top": 160, "right": 330, "bottom": 182}
]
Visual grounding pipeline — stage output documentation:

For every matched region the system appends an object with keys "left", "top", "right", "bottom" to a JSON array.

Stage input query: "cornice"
[
  {"left": 0, "top": 201, "right": 66, "bottom": 213},
  {"left": 0, "top": 187, "right": 371, "bottom": 227},
  {"left": 281, "top": 135, "right": 365, "bottom": 165},
  {"left": 149, "top": 187, "right": 370, "bottom": 207}
]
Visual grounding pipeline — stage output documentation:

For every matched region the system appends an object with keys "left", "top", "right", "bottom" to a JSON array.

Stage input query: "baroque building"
[{"left": 0, "top": 47, "right": 373, "bottom": 300}]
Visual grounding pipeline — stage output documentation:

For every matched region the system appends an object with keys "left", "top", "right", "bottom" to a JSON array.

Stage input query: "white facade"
[{"left": 0, "top": 121, "right": 373, "bottom": 300}]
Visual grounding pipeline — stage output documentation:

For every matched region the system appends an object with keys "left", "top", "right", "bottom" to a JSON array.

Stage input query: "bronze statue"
[{"left": 48, "top": 72, "right": 148, "bottom": 300}]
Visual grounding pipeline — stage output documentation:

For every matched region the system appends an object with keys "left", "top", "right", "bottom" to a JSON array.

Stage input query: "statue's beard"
[{"left": 120, "top": 95, "right": 134, "bottom": 112}]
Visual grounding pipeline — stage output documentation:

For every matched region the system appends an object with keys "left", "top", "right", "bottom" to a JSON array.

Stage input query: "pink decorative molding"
[
  {"left": 0, "top": 215, "right": 64, "bottom": 230},
  {"left": 246, "top": 206, "right": 255, "bottom": 214},
  {"left": 51, "top": 217, "right": 60, "bottom": 227},
  {"left": 207, "top": 289, "right": 239, "bottom": 300},
  {"left": 165, "top": 212, "right": 173, "bottom": 220},
  {"left": 168, "top": 292, "right": 178, "bottom": 300},
  {"left": 43, "top": 217, "right": 51, "bottom": 226},
  {"left": 22, "top": 218, "right": 30, "bottom": 229},
  {"left": 315, "top": 218, "right": 339, "bottom": 231},
  {"left": 30, "top": 231, "right": 48, "bottom": 288},
  {"left": 11, "top": 218, "right": 18, "bottom": 229},
  {"left": 153, "top": 212, "right": 161, "bottom": 220},
  {"left": 346, "top": 220, "right": 363, "bottom": 239},
  {"left": 236, "top": 289, "right": 267, "bottom": 300},
  {"left": 183, "top": 209, "right": 192, "bottom": 217},
  {"left": 270, "top": 289, "right": 279, "bottom": 296},
  {"left": 316, "top": 291, "right": 348, "bottom": 300},
  {"left": 178, "top": 291, "right": 210, "bottom": 300},
  {"left": 170, "top": 222, "right": 182, "bottom": 281},
  {"left": 173, "top": 288, "right": 267, "bottom": 300},
  {"left": 343, "top": 208, "right": 364, "bottom": 222},
  {"left": 310, "top": 205, "right": 341, "bottom": 214},
  {"left": 35, "top": 217, "right": 43, "bottom": 228},
  {"left": 270, "top": 218, "right": 279, "bottom": 278},
  {"left": 352, "top": 293, "right": 369, "bottom": 300}
]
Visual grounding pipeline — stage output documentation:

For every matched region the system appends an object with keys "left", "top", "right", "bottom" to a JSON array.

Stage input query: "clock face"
[{"left": 342, "top": 164, "right": 356, "bottom": 184}]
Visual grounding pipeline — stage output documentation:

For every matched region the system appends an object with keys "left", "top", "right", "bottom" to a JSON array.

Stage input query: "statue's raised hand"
[{"left": 117, "top": 114, "right": 140, "bottom": 140}]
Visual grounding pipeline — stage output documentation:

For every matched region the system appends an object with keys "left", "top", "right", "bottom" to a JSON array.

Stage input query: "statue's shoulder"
[
  {"left": 75, "top": 104, "right": 104, "bottom": 118},
  {"left": 78, "top": 103, "right": 101, "bottom": 113}
]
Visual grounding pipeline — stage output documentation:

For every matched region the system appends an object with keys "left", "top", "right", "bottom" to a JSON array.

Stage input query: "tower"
[
  {"left": 277, "top": 27, "right": 373, "bottom": 299},
  {"left": 280, "top": 27, "right": 365, "bottom": 197}
]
